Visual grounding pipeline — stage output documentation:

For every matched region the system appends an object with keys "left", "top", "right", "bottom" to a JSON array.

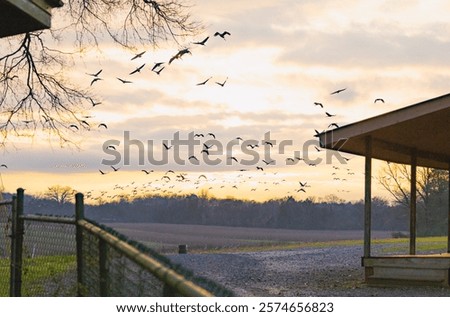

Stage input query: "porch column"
[
  {"left": 409, "top": 149, "right": 417, "bottom": 255},
  {"left": 448, "top": 164, "right": 450, "bottom": 253},
  {"left": 364, "top": 136, "right": 372, "bottom": 258}
]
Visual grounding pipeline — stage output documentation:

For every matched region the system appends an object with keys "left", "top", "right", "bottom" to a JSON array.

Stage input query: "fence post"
[
  {"left": 75, "top": 193, "right": 84, "bottom": 296},
  {"left": 10, "top": 188, "right": 24, "bottom": 297},
  {"left": 99, "top": 239, "right": 109, "bottom": 296}
]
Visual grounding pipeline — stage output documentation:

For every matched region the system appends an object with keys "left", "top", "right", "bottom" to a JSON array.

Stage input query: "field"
[{"left": 107, "top": 222, "right": 395, "bottom": 253}]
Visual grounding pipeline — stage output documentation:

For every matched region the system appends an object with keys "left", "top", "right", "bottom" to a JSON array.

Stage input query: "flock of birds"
[
  {"left": 89, "top": 85, "right": 368, "bottom": 202},
  {"left": 3, "top": 27, "right": 391, "bottom": 203}
]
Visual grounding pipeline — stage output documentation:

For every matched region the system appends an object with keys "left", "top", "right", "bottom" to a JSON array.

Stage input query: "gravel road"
[{"left": 170, "top": 245, "right": 450, "bottom": 297}]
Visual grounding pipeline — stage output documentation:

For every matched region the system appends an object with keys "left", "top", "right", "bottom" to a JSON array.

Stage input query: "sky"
[{"left": 2, "top": 0, "right": 450, "bottom": 203}]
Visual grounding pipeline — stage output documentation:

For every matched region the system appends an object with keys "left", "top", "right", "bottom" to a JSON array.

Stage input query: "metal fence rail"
[{"left": 2, "top": 189, "right": 233, "bottom": 297}]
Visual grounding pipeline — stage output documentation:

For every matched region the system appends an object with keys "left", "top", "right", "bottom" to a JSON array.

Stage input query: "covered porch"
[{"left": 318, "top": 93, "right": 450, "bottom": 287}]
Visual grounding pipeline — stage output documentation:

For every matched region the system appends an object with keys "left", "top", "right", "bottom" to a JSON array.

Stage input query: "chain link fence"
[
  {"left": 0, "top": 200, "right": 12, "bottom": 296},
  {"left": 3, "top": 190, "right": 233, "bottom": 297}
]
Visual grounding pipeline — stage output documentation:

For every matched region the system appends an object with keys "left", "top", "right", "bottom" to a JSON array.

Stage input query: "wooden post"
[
  {"left": 364, "top": 136, "right": 372, "bottom": 258},
  {"left": 447, "top": 165, "right": 450, "bottom": 254},
  {"left": 10, "top": 188, "right": 24, "bottom": 297},
  {"left": 75, "top": 193, "right": 85, "bottom": 296},
  {"left": 409, "top": 150, "right": 417, "bottom": 255}
]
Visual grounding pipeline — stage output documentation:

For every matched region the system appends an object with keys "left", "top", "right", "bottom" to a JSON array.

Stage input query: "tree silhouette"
[
  {"left": 43, "top": 185, "right": 77, "bottom": 205},
  {"left": 0, "top": 0, "right": 201, "bottom": 146}
]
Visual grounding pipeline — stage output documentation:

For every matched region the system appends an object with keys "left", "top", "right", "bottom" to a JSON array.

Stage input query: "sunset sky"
[{"left": 2, "top": 0, "right": 450, "bottom": 203}]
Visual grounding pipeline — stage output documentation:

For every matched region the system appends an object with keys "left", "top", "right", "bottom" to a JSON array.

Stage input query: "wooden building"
[
  {"left": 318, "top": 93, "right": 450, "bottom": 287},
  {"left": 0, "top": 0, "right": 63, "bottom": 38}
]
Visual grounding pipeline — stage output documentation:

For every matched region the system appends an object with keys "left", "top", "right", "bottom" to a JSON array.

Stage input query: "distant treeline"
[{"left": 3, "top": 192, "right": 422, "bottom": 232}]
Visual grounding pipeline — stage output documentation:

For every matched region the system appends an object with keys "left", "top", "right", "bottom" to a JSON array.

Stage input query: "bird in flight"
[
  {"left": 87, "top": 69, "right": 102, "bottom": 77},
  {"left": 325, "top": 112, "right": 336, "bottom": 117},
  {"left": 193, "top": 36, "right": 209, "bottom": 45},
  {"left": 299, "top": 181, "right": 307, "bottom": 187},
  {"left": 328, "top": 123, "right": 339, "bottom": 129},
  {"left": 198, "top": 174, "right": 207, "bottom": 179},
  {"left": 262, "top": 159, "right": 275, "bottom": 165},
  {"left": 189, "top": 155, "right": 199, "bottom": 162},
  {"left": 214, "top": 31, "right": 231, "bottom": 39},
  {"left": 200, "top": 149, "right": 210, "bottom": 155},
  {"left": 374, "top": 98, "right": 385, "bottom": 103},
  {"left": 216, "top": 77, "right": 228, "bottom": 87},
  {"left": 163, "top": 142, "right": 172, "bottom": 150},
  {"left": 99, "top": 169, "right": 106, "bottom": 175},
  {"left": 314, "top": 102, "right": 324, "bottom": 108},
  {"left": 129, "top": 64, "right": 146, "bottom": 75},
  {"left": 151, "top": 62, "right": 165, "bottom": 71},
  {"left": 314, "top": 146, "right": 322, "bottom": 152},
  {"left": 90, "top": 77, "right": 102, "bottom": 86},
  {"left": 263, "top": 141, "right": 273, "bottom": 147},
  {"left": 256, "top": 166, "right": 264, "bottom": 171},
  {"left": 197, "top": 77, "right": 212, "bottom": 86},
  {"left": 296, "top": 188, "right": 306, "bottom": 193},
  {"left": 69, "top": 124, "right": 79, "bottom": 130},
  {"left": 111, "top": 166, "right": 120, "bottom": 172},
  {"left": 330, "top": 88, "right": 347, "bottom": 95},
  {"left": 169, "top": 48, "right": 191, "bottom": 64},
  {"left": 98, "top": 123, "right": 108, "bottom": 129},
  {"left": 0, "top": 164, "right": 7, "bottom": 168},
  {"left": 88, "top": 97, "right": 102, "bottom": 107},
  {"left": 194, "top": 133, "right": 204, "bottom": 137},
  {"left": 131, "top": 51, "right": 146, "bottom": 60},
  {"left": 141, "top": 169, "right": 153, "bottom": 174},
  {"left": 228, "top": 156, "right": 238, "bottom": 163},
  {"left": 154, "top": 67, "right": 165, "bottom": 75},
  {"left": 117, "top": 77, "right": 132, "bottom": 84},
  {"left": 208, "top": 133, "right": 216, "bottom": 139}
]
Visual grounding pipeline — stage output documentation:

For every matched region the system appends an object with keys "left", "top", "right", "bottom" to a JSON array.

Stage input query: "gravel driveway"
[{"left": 170, "top": 245, "right": 450, "bottom": 297}]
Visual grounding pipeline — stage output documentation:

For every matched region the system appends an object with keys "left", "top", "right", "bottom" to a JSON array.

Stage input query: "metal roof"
[{"left": 318, "top": 92, "right": 450, "bottom": 169}]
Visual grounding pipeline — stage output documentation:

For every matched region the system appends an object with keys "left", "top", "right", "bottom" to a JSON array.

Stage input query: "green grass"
[
  {"left": 0, "top": 254, "right": 76, "bottom": 296},
  {"left": 189, "top": 236, "right": 448, "bottom": 254}
]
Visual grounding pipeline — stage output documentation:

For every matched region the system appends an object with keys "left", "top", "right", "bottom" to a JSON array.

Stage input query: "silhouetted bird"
[
  {"left": 129, "top": 64, "right": 146, "bottom": 75},
  {"left": 330, "top": 88, "right": 346, "bottom": 95},
  {"left": 98, "top": 123, "right": 108, "bottom": 129},
  {"left": 163, "top": 142, "right": 172, "bottom": 150},
  {"left": 374, "top": 98, "right": 385, "bottom": 103},
  {"left": 151, "top": 62, "right": 165, "bottom": 71},
  {"left": 90, "top": 77, "right": 102, "bottom": 86},
  {"left": 0, "top": 164, "right": 7, "bottom": 168},
  {"left": 131, "top": 51, "right": 146, "bottom": 60},
  {"left": 169, "top": 48, "right": 191, "bottom": 64},
  {"left": 99, "top": 169, "right": 106, "bottom": 175},
  {"left": 193, "top": 36, "right": 209, "bottom": 45},
  {"left": 328, "top": 123, "right": 339, "bottom": 129},
  {"left": 69, "top": 124, "right": 79, "bottom": 130},
  {"left": 154, "top": 67, "right": 165, "bottom": 75},
  {"left": 111, "top": 166, "right": 120, "bottom": 172},
  {"left": 117, "top": 77, "right": 132, "bottom": 84},
  {"left": 214, "top": 31, "right": 231, "bottom": 39},
  {"left": 87, "top": 69, "right": 102, "bottom": 77},
  {"left": 256, "top": 166, "right": 264, "bottom": 171},
  {"left": 325, "top": 112, "right": 336, "bottom": 117},
  {"left": 215, "top": 77, "right": 228, "bottom": 87},
  {"left": 208, "top": 133, "right": 216, "bottom": 139},
  {"left": 197, "top": 77, "right": 212, "bottom": 86},
  {"left": 314, "top": 102, "right": 323, "bottom": 108}
]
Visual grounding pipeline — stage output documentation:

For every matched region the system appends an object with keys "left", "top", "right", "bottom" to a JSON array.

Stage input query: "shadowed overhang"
[
  {"left": 0, "top": 0, "right": 63, "bottom": 38},
  {"left": 318, "top": 92, "right": 450, "bottom": 170}
]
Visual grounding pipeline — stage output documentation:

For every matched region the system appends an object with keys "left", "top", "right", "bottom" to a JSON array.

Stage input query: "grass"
[
  {"left": 0, "top": 254, "right": 76, "bottom": 297},
  {"left": 187, "top": 236, "right": 448, "bottom": 254}
]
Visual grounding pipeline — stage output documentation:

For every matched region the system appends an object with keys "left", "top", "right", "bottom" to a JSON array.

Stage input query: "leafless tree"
[
  {"left": 43, "top": 185, "right": 77, "bottom": 205},
  {"left": 377, "top": 162, "right": 448, "bottom": 232},
  {"left": 0, "top": 0, "right": 201, "bottom": 146}
]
